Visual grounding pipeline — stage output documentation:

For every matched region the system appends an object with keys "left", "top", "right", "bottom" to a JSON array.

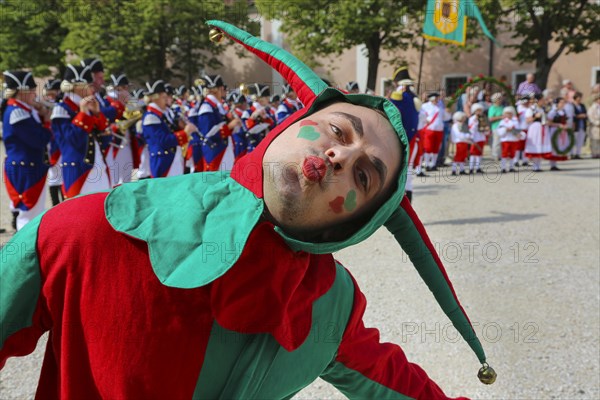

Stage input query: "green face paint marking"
[
  {"left": 297, "top": 125, "right": 320, "bottom": 141},
  {"left": 343, "top": 190, "right": 357, "bottom": 212}
]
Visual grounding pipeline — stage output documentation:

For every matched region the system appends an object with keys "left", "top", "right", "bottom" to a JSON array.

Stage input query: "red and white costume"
[
  {"left": 420, "top": 99, "right": 444, "bottom": 168},
  {"left": 497, "top": 114, "right": 522, "bottom": 171},
  {"left": 450, "top": 117, "right": 471, "bottom": 174}
]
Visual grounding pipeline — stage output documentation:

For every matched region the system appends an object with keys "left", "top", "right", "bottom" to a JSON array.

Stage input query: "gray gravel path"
[{"left": 1, "top": 144, "right": 599, "bottom": 399}]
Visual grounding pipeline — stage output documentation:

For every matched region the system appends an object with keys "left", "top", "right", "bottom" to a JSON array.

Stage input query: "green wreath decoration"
[
  {"left": 551, "top": 127, "right": 575, "bottom": 155},
  {"left": 448, "top": 75, "right": 516, "bottom": 109}
]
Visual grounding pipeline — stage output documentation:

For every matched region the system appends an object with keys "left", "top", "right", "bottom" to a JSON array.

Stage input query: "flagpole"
[
  {"left": 417, "top": 36, "right": 425, "bottom": 94},
  {"left": 488, "top": 38, "right": 494, "bottom": 77}
]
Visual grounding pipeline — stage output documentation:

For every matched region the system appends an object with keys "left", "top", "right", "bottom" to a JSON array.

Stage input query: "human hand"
[{"left": 184, "top": 123, "right": 198, "bottom": 135}]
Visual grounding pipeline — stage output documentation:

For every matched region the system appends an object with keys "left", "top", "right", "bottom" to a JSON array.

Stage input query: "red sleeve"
[
  {"left": 245, "top": 117, "right": 256, "bottom": 129},
  {"left": 325, "top": 273, "right": 468, "bottom": 400},
  {"left": 72, "top": 112, "right": 96, "bottom": 133},
  {"left": 94, "top": 113, "right": 108, "bottom": 131},
  {"left": 108, "top": 98, "right": 125, "bottom": 120},
  {"left": 173, "top": 130, "right": 189, "bottom": 146},
  {"left": 220, "top": 123, "right": 232, "bottom": 139}
]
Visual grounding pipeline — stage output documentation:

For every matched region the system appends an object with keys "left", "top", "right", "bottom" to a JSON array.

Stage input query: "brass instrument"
[{"left": 107, "top": 106, "right": 143, "bottom": 149}]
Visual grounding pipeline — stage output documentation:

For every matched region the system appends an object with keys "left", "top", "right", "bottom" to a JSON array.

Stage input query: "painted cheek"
[
  {"left": 297, "top": 125, "right": 320, "bottom": 141},
  {"left": 328, "top": 196, "right": 344, "bottom": 214},
  {"left": 343, "top": 190, "right": 357, "bottom": 212}
]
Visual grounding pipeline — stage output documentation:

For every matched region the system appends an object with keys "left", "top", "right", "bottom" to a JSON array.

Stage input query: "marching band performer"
[
  {"left": 105, "top": 73, "right": 139, "bottom": 185},
  {"left": 267, "top": 94, "right": 280, "bottom": 123},
  {"left": 51, "top": 64, "right": 111, "bottom": 197},
  {"left": 226, "top": 89, "right": 249, "bottom": 162},
  {"left": 2, "top": 70, "right": 52, "bottom": 230},
  {"left": 189, "top": 75, "right": 240, "bottom": 171},
  {"left": 243, "top": 83, "right": 275, "bottom": 153},
  {"left": 80, "top": 58, "right": 117, "bottom": 122},
  {"left": 468, "top": 103, "right": 489, "bottom": 174},
  {"left": 497, "top": 106, "right": 522, "bottom": 173},
  {"left": 450, "top": 111, "right": 472, "bottom": 175},
  {"left": 345, "top": 81, "right": 360, "bottom": 94},
  {"left": 388, "top": 67, "right": 420, "bottom": 201},
  {"left": 130, "top": 88, "right": 151, "bottom": 180},
  {"left": 421, "top": 92, "right": 444, "bottom": 171},
  {"left": 42, "top": 79, "right": 65, "bottom": 206},
  {"left": 275, "top": 83, "right": 302, "bottom": 124},
  {"left": 141, "top": 80, "right": 189, "bottom": 178}
]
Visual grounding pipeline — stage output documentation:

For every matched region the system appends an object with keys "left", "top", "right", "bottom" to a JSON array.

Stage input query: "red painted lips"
[{"left": 302, "top": 156, "right": 327, "bottom": 182}]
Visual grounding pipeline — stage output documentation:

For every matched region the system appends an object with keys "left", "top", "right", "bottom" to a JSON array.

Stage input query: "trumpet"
[{"left": 106, "top": 108, "right": 143, "bottom": 148}]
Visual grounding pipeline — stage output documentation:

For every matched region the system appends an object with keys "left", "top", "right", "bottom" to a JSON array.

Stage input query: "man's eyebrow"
[
  {"left": 371, "top": 156, "right": 387, "bottom": 192},
  {"left": 331, "top": 111, "right": 364, "bottom": 138}
]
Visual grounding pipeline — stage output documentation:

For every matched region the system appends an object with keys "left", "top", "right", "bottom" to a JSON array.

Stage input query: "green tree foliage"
[
  {"left": 501, "top": 0, "right": 600, "bottom": 90},
  {"left": 1, "top": 0, "right": 258, "bottom": 86},
  {"left": 0, "top": 0, "right": 68, "bottom": 76},
  {"left": 255, "top": 0, "right": 425, "bottom": 91}
]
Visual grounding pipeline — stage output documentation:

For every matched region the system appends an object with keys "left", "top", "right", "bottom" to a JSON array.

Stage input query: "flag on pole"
[{"left": 423, "top": 0, "right": 499, "bottom": 46}]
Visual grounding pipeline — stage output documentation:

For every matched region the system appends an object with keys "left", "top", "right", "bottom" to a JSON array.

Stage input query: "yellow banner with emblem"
[{"left": 423, "top": 0, "right": 498, "bottom": 46}]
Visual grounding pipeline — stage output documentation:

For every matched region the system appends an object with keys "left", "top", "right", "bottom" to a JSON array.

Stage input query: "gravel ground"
[{"left": 1, "top": 142, "right": 599, "bottom": 399}]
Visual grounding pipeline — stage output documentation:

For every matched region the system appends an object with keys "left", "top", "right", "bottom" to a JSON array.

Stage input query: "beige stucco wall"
[{"left": 211, "top": 21, "right": 599, "bottom": 100}]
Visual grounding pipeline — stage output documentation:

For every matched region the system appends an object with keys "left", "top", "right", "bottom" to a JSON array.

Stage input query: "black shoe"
[
  {"left": 476, "top": 169, "right": 483, "bottom": 174},
  {"left": 521, "top": 161, "right": 530, "bottom": 167},
  {"left": 11, "top": 211, "right": 19, "bottom": 231},
  {"left": 430, "top": 166, "right": 438, "bottom": 171},
  {"left": 573, "top": 155, "right": 581, "bottom": 159},
  {"left": 550, "top": 166, "right": 561, "bottom": 171},
  {"left": 469, "top": 170, "right": 474, "bottom": 175},
  {"left": 416, "top": 171, "right": 428, "bottom": 177},
  {"left": 460, "top": 171, "right": 468, "bottom": 175},
  {"left": 501, "top": 169, "right": 507, "bottom": 174},
  {"left": 451, "top": 171, "right": 457, "bottom": 176},
  {"left": 509, "top": 168, "right": 516, "bottom": 172}
]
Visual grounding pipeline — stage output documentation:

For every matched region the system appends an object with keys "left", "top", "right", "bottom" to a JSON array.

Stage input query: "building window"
[
  {"left": 592, "top": 67, "right": 600, "bottom": 87},
  {"left": 512, "top": 70, "right": 533, "bottom": 92},
  {"left": 443, "top": 75, "right": 469, "bottom": 96}
]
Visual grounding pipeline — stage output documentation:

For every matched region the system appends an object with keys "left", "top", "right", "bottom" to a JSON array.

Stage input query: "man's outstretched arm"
[
  {"left": 0, "top": 215, "right": 48, "bottom": 369},
  {"left": 320, "top": 271, "right": 467, "bottom": 400}
]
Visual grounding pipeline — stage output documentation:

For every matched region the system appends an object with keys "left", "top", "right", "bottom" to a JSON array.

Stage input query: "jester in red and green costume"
[{"left": 0, "top": 21, "right": 495, "bottom": 399}]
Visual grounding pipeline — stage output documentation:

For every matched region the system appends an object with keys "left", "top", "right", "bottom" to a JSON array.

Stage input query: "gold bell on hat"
[
  {"left": 209, "top": 28, "right": 224, "bottom": 44},
  {"left": 477, "top": 363, "right": 497, "bottom": 385}
]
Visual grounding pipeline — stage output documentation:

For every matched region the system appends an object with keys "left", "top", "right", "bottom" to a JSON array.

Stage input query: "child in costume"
[
  {"left": 468, "top": 103, "right": 488, "bottom": 174},
  {"left": 497, "top": 107, "right": 522, "bottom": 173},
  {"left": 0, "top": 21, "right": 495, "bottom": 399},
  {"left": 450, "top": 111, "right": 471, "bottom": 175}
]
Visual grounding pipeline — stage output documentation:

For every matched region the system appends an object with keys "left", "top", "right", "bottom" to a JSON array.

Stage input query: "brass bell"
[
  {"left": 477, "top": 363, "right": 497, "bottom": 385},
  {"left": 209, "top": 28, "right": 224, "bottom": 44}
]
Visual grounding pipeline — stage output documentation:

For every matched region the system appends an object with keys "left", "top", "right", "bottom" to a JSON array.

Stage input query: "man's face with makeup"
[{"left": 262, "top": 102, "right": 401, "bottom": 237}]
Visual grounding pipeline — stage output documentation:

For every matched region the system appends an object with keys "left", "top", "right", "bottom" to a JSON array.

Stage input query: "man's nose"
[{"left": 325, "top": 145, "right": 356, "bottom": 173}]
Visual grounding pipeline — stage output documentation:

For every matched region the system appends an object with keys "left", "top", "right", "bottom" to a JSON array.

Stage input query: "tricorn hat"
[
  {"left": 145, "top": 80, "right": 167, "bottom": 95},
  {"left": 345, "top": 81, "right": 359, "bottom": 92},
  {"left": 2, "top": 70, "right": 37, "bottom": 90},
  {"left": 110, "top": 73, "right": 129, "bottom": 87},
  {"left": 63, "top": 64, "right": 93, "bottom": 84},
  {"left": 81, "top": 58, "right": 104, "bottom": 73},
  {"left": 392, "top": 66, "right": 414, "bottom": 86}
]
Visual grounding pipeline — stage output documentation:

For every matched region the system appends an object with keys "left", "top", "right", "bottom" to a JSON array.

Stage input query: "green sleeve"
[{"left": 0, "top": 214, "right": 44, "bottom": 365}]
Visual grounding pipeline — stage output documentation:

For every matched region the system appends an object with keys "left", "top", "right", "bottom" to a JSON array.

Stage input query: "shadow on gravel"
[{"left": 426, "top": 211, "right": 546, "bottom": 226}]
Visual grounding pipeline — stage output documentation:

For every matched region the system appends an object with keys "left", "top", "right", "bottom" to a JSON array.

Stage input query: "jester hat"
[{"left": 106, "top": 20, "right": 494, "bottom": 384}]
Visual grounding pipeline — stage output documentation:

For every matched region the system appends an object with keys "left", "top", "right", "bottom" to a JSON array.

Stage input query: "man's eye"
[
  {"left": 331, "top": 124, "right": 343, "bottom": 140},
  {"left": 358, "top": 169, "right": 368, "bottom": 191}
]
